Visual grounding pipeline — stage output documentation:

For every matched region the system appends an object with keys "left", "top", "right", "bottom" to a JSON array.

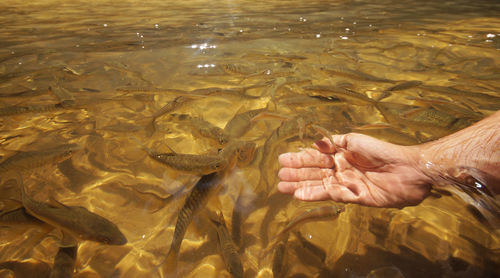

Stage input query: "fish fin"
[
  {"left": 128, "top": 136, "right": 162, "bottom": 155},
  {"left": 59, "top": 230, "right": 78, "bottom": 247},
  {"left": 48, "top": 196, "right": 69, "bottom": 209},
  {"left": 297, "top": 118, "right": 306, "bottom": 141},
  {"left": 1, "top": 199, "right": 24, "bottom": 214},
  {"left": 250, "top": 112, "right": 290, "bottom": 122},
  {"left": 16, "top": 173, "right": 29, "bottom": 204},
  {"left": 205, "top": 210, "right": 224, "bottom": 226},
  {"left": 144, "top": 118, "right": 156, "bottom": 137},
  {"left": 163, "top": 143, "right": 177, "bottom": 154},
  {"left": 375, "top": 90, "right": 391, "bottom": 101}
]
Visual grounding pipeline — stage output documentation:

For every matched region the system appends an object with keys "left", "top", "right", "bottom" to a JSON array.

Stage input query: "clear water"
[{"left": 0, "top": 0, "right": 499, "bottom": 277}]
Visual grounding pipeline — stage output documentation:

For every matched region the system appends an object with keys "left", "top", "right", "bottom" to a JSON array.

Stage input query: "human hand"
[{"left": 277, "top": 133, "right": 432, "bottom": 207}]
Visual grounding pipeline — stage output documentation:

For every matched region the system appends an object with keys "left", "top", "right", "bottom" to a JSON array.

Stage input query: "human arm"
[{"left": 277, "top": 110, "right": 500, "bottom": 208}]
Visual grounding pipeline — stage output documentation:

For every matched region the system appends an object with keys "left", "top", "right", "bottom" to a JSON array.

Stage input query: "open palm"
[{"left": 277, "top": 133, "right": 432, "bottom": 207}]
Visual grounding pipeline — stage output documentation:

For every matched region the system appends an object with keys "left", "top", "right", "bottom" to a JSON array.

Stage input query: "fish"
[
  {"left": 276, "top": 205, "right": 344, "bottom": 240},
  {"left": 279, "top": 94, "right": 342, "bottom": 107},
  {"left": 148, "top": 152, "right": 228, "bottom": 175},
  {"left": 303, "top": 85, "right": 376, "bottom": 106},
  {"left": 319, "top": 66, "right": 395, "bottom": 83},
  {"left": 385, "top": 80, "right": 423, "bottom": 92},
  {"left": 145, "top": 96, "right": 190, "bottom": 136},
  {"left": 0, "top": 102, "right": 71, "bottom": 117},
  {"left": 189, "top": 87, "right": 260, "bottom": 100},
  {"left": 272, "top": 232, "right": 289, "bottom": 278},
  {"left": 210, "top": 211, "right": 244, "bottom": 278},
  {"left": 420, "top": 85, "right": 500, "bottom": 103},
  {"left": 161, "top": 172, "right": 222, "bottom": 276},
  {"left": 220, "top": 140, "right": 257, "bottom": 167},
  {"left": 222, "top": 108, "right": 267, "bottom": 140},
  {"left": 401, "top": 106, "right": 457, "bottom": 128},
  {"left": 19, "top": 178, "right": 127, "bottom": 245},
  {"left": 49, "top": 86, "right": 75, "bottom": 107},
  {"left": 257, "top": 112, "right": 316, "bottom": 193},
  {"left": 49, "top": 245, "right": 78, "bottom": 278},
  {"left": 141, "top": 138, "right": 255, "bottom": 175},
  {"left": 231, "top": 197, "right": 243, "bottom": 248},
  {"left": 0, "top": 144, "right": 80, "bottom": 175},
  {"left": 353, "top": 124, "right": 420, "bottom": 145},
  {"left": 184, "top": 116, "right": 227, "bottom": 145}
]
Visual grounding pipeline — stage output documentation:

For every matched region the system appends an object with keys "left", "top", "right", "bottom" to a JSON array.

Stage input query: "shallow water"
[{"left": 1, "top": 0, "right": 500, "bottom": 277}]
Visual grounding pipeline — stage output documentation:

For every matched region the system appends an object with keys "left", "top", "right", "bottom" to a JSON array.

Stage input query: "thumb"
[{"left": 335, "top": 133, "right": 392, "bottom": 169}]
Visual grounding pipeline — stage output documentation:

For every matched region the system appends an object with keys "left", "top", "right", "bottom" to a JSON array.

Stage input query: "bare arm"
[{"left": 416, "top": 109, "right": 500, "bottom": 192}]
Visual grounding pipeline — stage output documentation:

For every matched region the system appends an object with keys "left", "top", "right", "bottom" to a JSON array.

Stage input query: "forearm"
[{"left": 414, "top": 110, "right": 500, "bottom": 191}]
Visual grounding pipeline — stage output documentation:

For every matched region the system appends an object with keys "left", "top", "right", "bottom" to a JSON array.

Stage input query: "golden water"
[{"left": 1, "top": 0, "right": 500, "bottom": 277}]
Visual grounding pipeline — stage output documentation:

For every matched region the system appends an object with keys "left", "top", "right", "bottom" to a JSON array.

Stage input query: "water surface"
[{"left": 1, "top": 0, "right": 500, "bottom": 277}]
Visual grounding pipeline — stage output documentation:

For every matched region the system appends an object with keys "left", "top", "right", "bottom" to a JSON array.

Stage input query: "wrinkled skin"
[{"left": 277, "top": 133, "right": 432, "bottom": 208}]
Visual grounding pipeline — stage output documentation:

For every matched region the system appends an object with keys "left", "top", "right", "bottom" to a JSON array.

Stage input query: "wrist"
[{"left": 406, "top": 143, "right": 439, "bottom": 185}]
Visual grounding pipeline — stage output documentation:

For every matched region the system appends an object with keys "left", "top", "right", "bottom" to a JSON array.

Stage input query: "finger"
[
  {"left": 278, "top": 167, "right": 336, "bottom": 182},
  {"left": 295, "top": 184, "right": 360, "bottom": 203},
  {"left": 331, "top": 133, "right": 349, "bottom": 148},
  {"left": 277, "top": 180, "right": 324, "bottom": 195},
  {"left": 278, "top": 149, "right": 334, "bottom": 168},
  {"left": 293, "top": 185, "right": 331, "bottom": 201},
  {"left": 313, "top": 137, "right": 336, "bottom": 154}
]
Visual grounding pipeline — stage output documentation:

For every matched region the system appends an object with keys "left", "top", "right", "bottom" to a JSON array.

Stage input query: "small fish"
[
  {"left": 189, "top": 87, "right": 260, "bottom": 100},
  {"left": 0, "top": 102, "right": 69, "bottom": 116},
  {"left": 222, "top": 108, "right": 266, "bottom": 140},
  {"left": 20, "top": 179, "right": 127, "bottom": 245},
  {"left": 257, "top": 113, "right": 316, "bottom": 192},
  {"left": 187, "top": 116, "right": 227, "bottom": 145},
  {"left": 385, "top": 80, "right": 422, "bottom": 92},
  {"left": 161, "top": 172, "right": 222, "bottom": 276},
  {"left": 401, "top": 106, "right": 457, "bottom": 128},
  {"left": 210, "top": 211, "right": 244, "bottom": 278},
  {"left": 49, "top": 244, "right": 78, "bottom": 278},
  {"left": 303, "top": 85, "right": 376, "bottom": 105},
  {"left": 277, "top": 205, "right": 344, "bottom": 238},
  {"left": 146, "top": 96, "right": 189, "bottom": 136},
  {"left": 420, "top": 85, "right": 500, "bottom": 103},
  {"left": 149, "top": 152, "right": 228, "bottom": 175},
  {"left": 320, "top": 66, "right": 395, "bottom": 83},
  {"left": 231, "top": 196, "right": 243, "bottom": 248},
  {"left": 221, "top": 140, "right": 257, "bottom": 167},
  {"left": 272, "top": 233, "right": 289, "bottom": 278},
  {"left": 0, "top": 144, "right": 80, "bottom": 174},
  {"left": 222, "top": 63, "right": 253, "bottom": 75},
  {"left": 62, "top": 66, "right": 82, "bottom": 76},
  {"left": 50, "top": 86, "right": 75, "bottom": 107},
  {"left": 353, "top": 124, "right": 420, "bottom": 145}
]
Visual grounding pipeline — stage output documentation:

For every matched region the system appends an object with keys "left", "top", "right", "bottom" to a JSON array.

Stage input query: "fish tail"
[
  {"left": 159, "top": 249, "right": 179, "bottom": 278},
  {"left": 208, "top": 210, "right": 225, "bottom": 226},
  {"left": 144, "top": 118, "right": 157, "bottom": 137},
  {"left": 16, "top": 173, "right": 28, "bottom": 203},
  {"left": 129, "top": 136, "right": 156, "bottom": 156}
]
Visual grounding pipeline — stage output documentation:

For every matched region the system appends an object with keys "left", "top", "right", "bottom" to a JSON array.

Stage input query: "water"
[{"left": 1, "top": 0, "right": 500, "bottom": 277}]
